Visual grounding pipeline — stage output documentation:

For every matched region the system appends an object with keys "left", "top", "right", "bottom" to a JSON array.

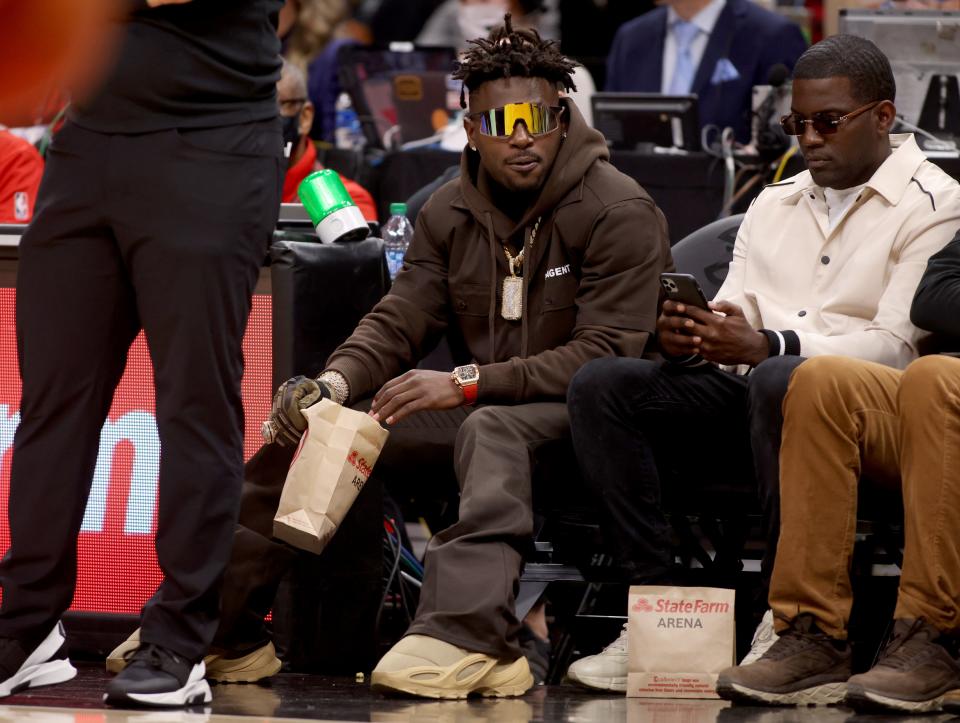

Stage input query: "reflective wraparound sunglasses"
[
  {"left": 780, "top": 100, "right": 881, "bottom": 136},
  {"left": 467, "top": 102, "right": 564, "bottom": 138}
]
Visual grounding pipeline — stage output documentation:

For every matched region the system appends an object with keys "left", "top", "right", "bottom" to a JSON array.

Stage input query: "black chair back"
[
  {"left": 671, "top": 213, "right": 744, "bottom": 298},
  {"left": 269, "top": 234, "right": 388, "bottom": 388}
]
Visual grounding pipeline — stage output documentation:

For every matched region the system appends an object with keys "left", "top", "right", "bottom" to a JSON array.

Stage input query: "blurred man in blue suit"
[{"left": 606, "top": 0, "right": 807, "bottom": 143}]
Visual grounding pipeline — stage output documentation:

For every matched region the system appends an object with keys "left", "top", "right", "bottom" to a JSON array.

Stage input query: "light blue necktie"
[{"left": 668, "top": 20, "right": 700, "bottom": 95}]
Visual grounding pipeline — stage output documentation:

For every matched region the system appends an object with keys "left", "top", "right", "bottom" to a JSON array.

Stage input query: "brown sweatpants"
[
  {"left": 407, "top": 402, "right": 570, "bottom": 659},
  {"left": 769, "top": 354, "right": 960, "bottom": 639}
]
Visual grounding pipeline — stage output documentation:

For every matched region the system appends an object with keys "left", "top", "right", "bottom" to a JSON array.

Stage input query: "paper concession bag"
[
  {"left": 627, "top": 585, "right": 736, "bottom": 698},
  {"left": 273, "top": 399, "right": 389, "bottom": 554}
]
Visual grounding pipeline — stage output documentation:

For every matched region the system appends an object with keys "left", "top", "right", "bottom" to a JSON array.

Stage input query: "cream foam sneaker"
[
  {"left": 106, "top": 628, "right": 141, "bottom": 674},
  {"left": 741, "top": 609, "right": 779, "bottom": 666},
  {"left": 107, "top": 628, "right": 281, "bottom": 683},
  {"left": 203, "top": 642, "right": 282, "bottom": 683},
  {"left": 566, "top": 623, "right": 628, "bottom": 692},
  {"left": 370, "top": 634, "right": 533, "bottom": 699}
]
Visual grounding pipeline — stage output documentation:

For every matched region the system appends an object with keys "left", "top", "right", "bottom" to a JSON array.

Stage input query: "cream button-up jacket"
[{"left": 716, "top": 134, "right": 960, "bottom": 371}]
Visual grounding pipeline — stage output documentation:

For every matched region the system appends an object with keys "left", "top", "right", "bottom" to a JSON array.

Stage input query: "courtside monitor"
[
  {"left": 839, "top": 9, "right": 960, "bottom": 144},
  {"left": 591, "top": 93, "right": 700, "bottom": 152},
  {"left": 337, "top": 44, "right": 458, "bottom": 150}
]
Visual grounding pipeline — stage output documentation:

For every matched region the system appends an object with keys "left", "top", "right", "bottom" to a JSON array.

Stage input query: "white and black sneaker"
[
  {"left": 0, "top": 621, "right": 77, "bottom": 697},
  {"left": 741, "top": 609, "right": 780, "bottom": 666},
  {"left": 104, "top": 642, "right": 211, "bottom": 708}
]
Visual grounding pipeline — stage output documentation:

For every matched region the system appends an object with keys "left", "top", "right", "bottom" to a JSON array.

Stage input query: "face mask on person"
[
  {"left": 457, "top": 3, "right": 509, "bottom": 42},
  {"left": 282, "top": 113, "right": 300, "bottom": 161}
]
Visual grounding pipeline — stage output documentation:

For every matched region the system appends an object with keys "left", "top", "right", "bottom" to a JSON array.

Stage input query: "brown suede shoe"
[
  {"left": 716, "top": 614, "right": 851, "bottom": 706},
  {"left": 846, "top": 619, "right": 960, "bottom": 713}
]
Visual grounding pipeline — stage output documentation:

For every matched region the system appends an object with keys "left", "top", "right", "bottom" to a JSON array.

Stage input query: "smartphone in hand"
[{"left": 659, "top": 273, "right": 710, "bottom": 310}]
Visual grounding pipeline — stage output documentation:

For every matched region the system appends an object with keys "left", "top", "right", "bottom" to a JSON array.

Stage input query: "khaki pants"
[{"left": 770, "top": 355, "right": 960, "bottom": 638}]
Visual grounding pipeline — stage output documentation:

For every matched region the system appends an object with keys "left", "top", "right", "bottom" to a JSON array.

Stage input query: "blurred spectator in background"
[
  {"left": 305, "top": 37, "right": 360, "bottom": 143},
  {"left": 417, "top": 0, "right": 559, "bottom": 49},
  {"left": 559, "top": 0, "right": 650, "bottom": 89},
  {"left": 358, "top": 0, "right": 445, "bottom": 45},
  {"left": 278, "top": 0, "right": 301, "bottom": 38},
  {"left": 279, "top": 60, "right": 377, "bottom": 220},
  {"left": 0, "top": 130, "right": 43, "bottom": 224},
  {"left": 418, "top": 0, "right": 596, "bottom": 128},
  {"left": 284, "top": 0, "right": 358, "bottom": 68},
  {"left": 606, "top": 0, "right": 807, "bottom": 143},
  {"left": 280, "top": 0, "right": 377, "bottom": 143}
]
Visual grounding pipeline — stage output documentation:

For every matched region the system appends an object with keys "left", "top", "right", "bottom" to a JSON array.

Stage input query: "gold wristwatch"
[{"left": 451, "top": 364, "right": 479, "bottom": 406}]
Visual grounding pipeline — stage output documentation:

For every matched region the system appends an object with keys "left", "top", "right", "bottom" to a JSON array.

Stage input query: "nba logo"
[{"left": 13, "top": 192, "right": 28, "bottom": 221}]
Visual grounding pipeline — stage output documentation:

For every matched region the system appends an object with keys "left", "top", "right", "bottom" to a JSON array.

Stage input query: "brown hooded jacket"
[{"left": 327, "top": 99, "right": 673, "bottom": 403}]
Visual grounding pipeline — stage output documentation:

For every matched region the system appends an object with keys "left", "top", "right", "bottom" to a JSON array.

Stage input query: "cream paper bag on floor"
[
  {"left": 627, "top": 586, "right": 736, "bottom": 699},
  {"left": 273, "top": 399, "right": 389, "bottom": 554}
]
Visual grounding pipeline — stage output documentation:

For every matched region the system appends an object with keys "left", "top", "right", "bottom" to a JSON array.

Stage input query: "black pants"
[
  {"left": 0, "top": 120, "right": 283, "bottom": 660},
  {"left": 567, "top": 356, "right": 804, "bottom": 588}
]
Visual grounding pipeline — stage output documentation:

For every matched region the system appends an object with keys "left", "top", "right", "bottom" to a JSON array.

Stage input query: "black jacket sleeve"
[{"left": 910, "top": 230, "right": 960, "bottom": 338}]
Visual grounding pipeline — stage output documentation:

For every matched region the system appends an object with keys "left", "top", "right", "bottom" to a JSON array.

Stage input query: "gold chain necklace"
[{"left": 500, "top": 216, "right": 542, "bottom": 321}]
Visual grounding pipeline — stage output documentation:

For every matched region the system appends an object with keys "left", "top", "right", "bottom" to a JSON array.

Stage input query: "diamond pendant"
[{"left": 501, "top": 276, "right": 523, "bottom": 321}]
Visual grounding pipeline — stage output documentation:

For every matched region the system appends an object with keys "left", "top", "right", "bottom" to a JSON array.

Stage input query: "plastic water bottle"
[
  {"left": 334, "top": 92, "right": 364, "bottom": 151},
  {"left": 383, "top": 203, "right": 413, "bottom": 280}
]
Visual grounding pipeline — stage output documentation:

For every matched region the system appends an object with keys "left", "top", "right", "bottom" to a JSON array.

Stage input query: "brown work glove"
[{"left": 261, "top": 375, "right": 331, "bottom": 446}]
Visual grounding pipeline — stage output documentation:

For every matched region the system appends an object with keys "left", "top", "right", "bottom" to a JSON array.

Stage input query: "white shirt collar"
[{"left": 667, "top": 0, "right": 727, "bottom": 36}]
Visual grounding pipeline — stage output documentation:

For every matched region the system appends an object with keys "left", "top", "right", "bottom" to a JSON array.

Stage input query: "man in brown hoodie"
[
  {"left": 355, "top": 20, "right": 673, "bottom": 697},
  {"left": 109, "top": 15, "right": 672, "bottom": 698}
]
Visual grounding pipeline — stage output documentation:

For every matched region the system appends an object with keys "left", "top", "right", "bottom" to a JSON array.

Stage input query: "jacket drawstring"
[
  {"left": 520, "top": 223, "right": 530, "bottom": 358},
  {"left": 485, "top": 212, "right": 497, "bottom": 363}
]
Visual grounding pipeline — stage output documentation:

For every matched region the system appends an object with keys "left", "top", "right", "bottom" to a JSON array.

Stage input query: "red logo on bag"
[
  {"left": 632, "top": 597, "right": 731, "bottom": 614},
  {"left": 290, "top": 426, "right": 310, "bottom": 466},
  {"left": 347, "top": 449, "right": 372, "bottom": 479},
  {"left": 639, "top": 598, "right": 731, "bottom": 614},
  {"left": 633, "top": 597, "right": 654, "bottom": 612}
]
